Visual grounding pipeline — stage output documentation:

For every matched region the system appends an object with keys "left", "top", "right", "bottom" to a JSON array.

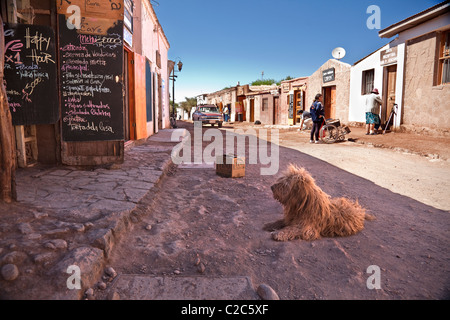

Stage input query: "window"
[
  {"left": 438, "top": 30, "right": 450, "bottom": 85},
  {"left": 262, "top": 98, "right": 268, "bottom": 112},
  {"left": 124, "top": 0, "right": 134, "bottom": 32},
  {"left": 362, "top": 69, "right": 375, "bottom": 95}
]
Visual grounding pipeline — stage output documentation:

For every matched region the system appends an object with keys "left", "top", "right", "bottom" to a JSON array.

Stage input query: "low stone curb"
[{"left": 43, "top": 130, "right": 188, "bottom": 300}]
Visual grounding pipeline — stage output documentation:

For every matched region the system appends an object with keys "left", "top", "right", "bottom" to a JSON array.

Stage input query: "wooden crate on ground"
[{"left": 216, "top": 154, "right": 245, "bottom": 178}]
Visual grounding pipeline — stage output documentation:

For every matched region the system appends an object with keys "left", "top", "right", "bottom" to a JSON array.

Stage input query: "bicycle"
[{"left": 320, "top": 119, "right": 351, "bottom": 144}]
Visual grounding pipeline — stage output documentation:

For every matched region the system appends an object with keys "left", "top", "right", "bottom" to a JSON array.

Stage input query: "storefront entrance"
[
  {"left": 382, "top": 64, "right": 397, "bottom": 126},
  {"left": 322, "top": 86, "right": 336, "bottom": 119}
]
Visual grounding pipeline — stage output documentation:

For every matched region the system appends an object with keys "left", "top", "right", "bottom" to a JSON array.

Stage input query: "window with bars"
[
  {"left": 361, "top": 69, "right": 375, "bottom": 95},
  {"left": 438, "top": 31, "right": 450, "bottom": 85}
]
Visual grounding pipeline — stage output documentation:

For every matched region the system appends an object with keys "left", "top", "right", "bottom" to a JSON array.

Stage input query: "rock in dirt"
[
  {"left": 105, "top": 266, "right": 117, "bottom": 278},
  {"left": 1, "top": 264, "right": 19, "bottom": 281},
  {"left": 85, "top": 288, "right": 95, "bottom": 300},
  {"left": 85, "top": 288, "right": 94, "bottom": 297},
  {"left": 197, "top": 262, "right": 206, "bottom": 274},
  {"left": 97, "top": 281, "right": 107, "bottom": 290},
  {"left": 44, "top": 239, "right": 68, "bottom": 250},
  {"left": 257, "top": 284, "right": 279, "bottom": 300},
  {"left": 18, "top": 223, "right": 34, "bottom": 234},
  {"left": 1, "top": 251, "right": 27, "bottom": 264}
]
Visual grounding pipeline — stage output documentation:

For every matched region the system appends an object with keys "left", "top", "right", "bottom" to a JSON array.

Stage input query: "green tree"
[
  {"left": 250, "top": 79, "right": 277, "bottom": 86},
  {"left": 277, "top": 76, "right": 293, "bottom": 85},
  {"left": 179, "top": 97, "right": 197, "bottom": 116},
  {"left": 250, "top": 76, "right": 294, "bottom": 86}
]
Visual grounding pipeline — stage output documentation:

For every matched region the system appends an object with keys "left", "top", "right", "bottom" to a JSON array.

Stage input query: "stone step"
[{"left": 105, "top": 275, "right": 260, "bottom": 300}]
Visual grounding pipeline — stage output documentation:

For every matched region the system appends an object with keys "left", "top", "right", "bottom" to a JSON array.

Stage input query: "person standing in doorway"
[
  {"left": 365, "top": 88, "right": 383, "bottom": 135},
  {"left": 223, "top": 105, "right": 229, "bottom": 122},
  {"left": 310, "top": 93, "right": 325, "bottom": 143}
]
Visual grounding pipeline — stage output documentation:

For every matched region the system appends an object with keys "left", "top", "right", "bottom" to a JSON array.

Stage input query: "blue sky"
[{"left": 153, "top": 0, "right": 440, "bottom": 103}]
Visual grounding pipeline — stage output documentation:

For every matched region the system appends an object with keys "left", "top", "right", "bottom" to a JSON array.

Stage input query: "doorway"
[
  {"left": 322, "top": 86, "right": 336, "bottom": 119},
  {"left": 237, "top": 96, "right": 246, "bottom": 121},
  {"left": 250, "top": 99, "right": 255, "bottom": 123},
  {"left": 294, "top": 90, "right": 303, "bottom": 124},
  {"left": 273, "top": 97, "right": 280, "bottom": 125},
  {"left": 158, "top": 74, "right": 163, "bottom": 132},
  {"left": 123, "top": 49, "right": 131, "bottom": 141},
  {"left": 382, "top": 65, "right": 397, "bottom": 126}
]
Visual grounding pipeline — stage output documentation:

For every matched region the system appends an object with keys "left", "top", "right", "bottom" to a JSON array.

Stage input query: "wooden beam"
[{"left": 0, "top": 14, "right": 17, "bottom": 203}]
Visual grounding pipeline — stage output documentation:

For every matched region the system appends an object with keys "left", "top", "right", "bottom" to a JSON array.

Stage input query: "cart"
[{"left": 320, "top": 119, "right": 351, "bottom": 144}]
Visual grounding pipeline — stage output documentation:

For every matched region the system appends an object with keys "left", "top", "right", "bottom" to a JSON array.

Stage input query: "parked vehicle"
[{"left": 192, "top": 105, "right": 223, "bottom": 127}]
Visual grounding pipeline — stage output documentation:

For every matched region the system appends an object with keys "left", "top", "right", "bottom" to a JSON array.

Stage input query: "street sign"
[
  {"left": 323, "top": 68, "right": 335, "bottom": 83},
  {"left": 380, "top": 47, "right": 398, "bottom": 66}
]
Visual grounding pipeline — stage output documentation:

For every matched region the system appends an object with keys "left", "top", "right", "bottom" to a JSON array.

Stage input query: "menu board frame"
[{"left": 57, "top": 1, "right": 125, "bottom": 142}]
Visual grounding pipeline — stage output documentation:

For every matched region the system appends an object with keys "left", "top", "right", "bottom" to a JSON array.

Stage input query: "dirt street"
[{"left": 97, "top": 121, "right": 449, "bottom": 300}]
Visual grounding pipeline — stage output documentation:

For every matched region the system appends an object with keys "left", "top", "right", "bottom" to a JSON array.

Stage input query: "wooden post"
[{"left": 0, "top": 15, "right": 17, "bottom": 203}]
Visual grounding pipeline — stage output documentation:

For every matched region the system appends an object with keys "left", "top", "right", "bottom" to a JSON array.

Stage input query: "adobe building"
[
  {"left": 1, "top": 0, "right": 171, "bottom": 167},
  {"left": 307, "top": 59, "right": 351, "bottom": 124},
  {"left": 130, "top": 0, "right": 171, "bottom": 139},
  {"left": 243, "top": 85, "right": 280, "bottom": 125},
  {"left": 348, "top": 43, "right": 392, "bottom": 125},
  {"left": 205, "top": 86, "right": 238, "bottom": 121},
  {"left": 379, "top": 0, "right": 450, "bottom": 134},
  {"left": 279, "top": 77, "right": 308, "bottom": 126},
  {"left": 236, "top": 84, "right": 249, "bottom": 122}
]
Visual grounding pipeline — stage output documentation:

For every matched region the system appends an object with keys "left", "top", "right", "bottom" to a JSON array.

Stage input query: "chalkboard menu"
[
  {"left": 3, "top": 23, "right": 59, "bottom": 125},
  {"left": 58, "top": 15, "right": 124, "bottom": 142}
]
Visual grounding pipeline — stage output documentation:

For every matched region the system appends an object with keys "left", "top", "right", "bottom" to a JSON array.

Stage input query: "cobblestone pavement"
[{"left": 0, "top": 129, "right": 185, "bottom": 299}]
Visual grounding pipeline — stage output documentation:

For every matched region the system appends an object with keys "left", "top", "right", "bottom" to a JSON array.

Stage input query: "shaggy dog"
[{"left": 264, "top": 164, "right": 374, "bottom": 241}]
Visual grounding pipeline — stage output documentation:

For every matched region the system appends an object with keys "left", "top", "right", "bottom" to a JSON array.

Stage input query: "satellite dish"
[{"left": 332, "top": 47, "right": 346, "bottom": 60}]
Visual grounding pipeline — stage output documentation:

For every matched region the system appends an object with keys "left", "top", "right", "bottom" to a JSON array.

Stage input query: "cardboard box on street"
[{"left": 216, "top": 154, "right": 245, "bottom": 178}]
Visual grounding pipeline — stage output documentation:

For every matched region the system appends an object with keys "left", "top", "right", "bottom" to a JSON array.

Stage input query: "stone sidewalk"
[{"left": 0, "top": 128, "right": 187, "bottom": 299}]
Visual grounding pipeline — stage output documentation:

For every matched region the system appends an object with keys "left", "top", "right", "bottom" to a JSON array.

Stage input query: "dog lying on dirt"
[{"left": 264, "top": 164, "right": 374, "bottom": 241}]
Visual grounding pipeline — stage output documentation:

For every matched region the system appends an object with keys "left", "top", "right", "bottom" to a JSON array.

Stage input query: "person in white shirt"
[
  {"left": 365, "top": 88, "right": 383, "bottom": 135},
  {"left": 223, "top": 105, "right": 229, "bottom": 122}
]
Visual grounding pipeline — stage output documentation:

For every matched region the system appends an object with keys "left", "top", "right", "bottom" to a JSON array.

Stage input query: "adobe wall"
[
  {"left": 403, "top": 32, "right": 450, "bottom": 132},
  {"left": 307, "top": 59, "right": 351, "bottom": 124},
  {"left": 279, "top": 78, "right": 307, "bottom": 125},
  {"left": 259, "top": 94, "right": 274, "bottom": 125}
]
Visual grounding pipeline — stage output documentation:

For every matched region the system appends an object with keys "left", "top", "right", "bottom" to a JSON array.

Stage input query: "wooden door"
[
  {"left": 238, "top": 97, "right": 246, "bottom": 121},
  {"left": 145, "top": 59, "right": 153, "bottom": 133},
  {"left": 273, "top": 97, "right": 280, "bottom": 125},
  {"left": 133, "top": 53, "right": 148, "bottom": 140},
  {"left": 123, "top": 50, "right": 130, "bottom": 141},
  {"left": 158, "top": 74, "right": 162, "bottom": 131},
  {"left": 323, "top": 86, "right": 336, "bottom": 119},
  {"left": 383, "top": 65, "right": 397, "bottom": 124},
  {"left": 294, "top": 91, "right": 302, "bottom": 124},
  {"left": 250, "top": 99, "right": 255, "bottom": 123},
  {"left": 330, "top": 86, "right": 336, "bottom": 119}
]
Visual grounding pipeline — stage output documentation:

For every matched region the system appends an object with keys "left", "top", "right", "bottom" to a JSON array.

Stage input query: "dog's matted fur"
[{"left": 264, "top": 164, "right": 374, "bottom": 241}]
